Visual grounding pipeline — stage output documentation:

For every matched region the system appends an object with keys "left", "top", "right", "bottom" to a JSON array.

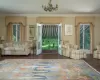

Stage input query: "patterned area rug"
[{"left": 0, "top": 59, "right": 100, "bottom": 80}]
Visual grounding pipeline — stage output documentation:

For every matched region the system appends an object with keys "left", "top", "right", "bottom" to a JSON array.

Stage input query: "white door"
[
  {"left": 36, "top": 23, "right": 42, "bottom": 55},
  {"left": 58, "top": 24, "right": 62, "bottom": 55}
]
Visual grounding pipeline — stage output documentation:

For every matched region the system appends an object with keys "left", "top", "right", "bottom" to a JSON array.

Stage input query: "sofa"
[{"left": 0, "top": 42, "right": 33, "bottom": 55}]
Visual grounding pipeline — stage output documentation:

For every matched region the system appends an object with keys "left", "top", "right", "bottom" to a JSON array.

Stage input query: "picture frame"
[
  {"left": 29, "top": 25, "right": 36, "bottom": 40},
  {"left": 65, "top": 24, "right": 73, "bottom": 35}
]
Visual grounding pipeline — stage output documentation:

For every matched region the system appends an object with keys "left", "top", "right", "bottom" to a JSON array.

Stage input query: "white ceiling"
[{"left": 0, "top": 0, "right": 100, "bottom": 14}]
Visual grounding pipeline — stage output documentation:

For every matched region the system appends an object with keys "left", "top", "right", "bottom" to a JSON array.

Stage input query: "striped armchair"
[
  {"left": 70, "top": 45, "right": 87, "bottom": 59},
  {"left": 93, "top": 45, "right": 100, "bottom": 59}
]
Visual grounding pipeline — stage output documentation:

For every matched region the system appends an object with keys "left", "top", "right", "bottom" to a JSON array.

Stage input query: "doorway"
[
  {"left": 80, "top": 24, "right": 90, "bottom": 53},
  {"left": 36, "top": 23, "right": 62, "bottom": 55}
]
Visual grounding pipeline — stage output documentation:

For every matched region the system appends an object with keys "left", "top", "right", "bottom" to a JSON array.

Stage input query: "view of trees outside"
[
  {"left": 42, "top": 25, "right": 58, "bottom": 50},
  {"left": 42, "top": 38, "right": 58, "bottom": 50},
  {"left": 12, "top": 24, "right": 20, "bottom": 42},
  {"left": 80, "top": 24, "right": 90, "bottom": 50},
  {"left": 12, "top": 25, "right": 16, "bottom": 41}
]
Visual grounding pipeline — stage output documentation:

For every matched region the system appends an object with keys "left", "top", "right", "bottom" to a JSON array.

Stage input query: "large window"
[
  {"left": 80, "top": 24, "right": 90, "bottom": 50},
  {"left": 12, "top": 24, "right": 20, "bottom": 42}
]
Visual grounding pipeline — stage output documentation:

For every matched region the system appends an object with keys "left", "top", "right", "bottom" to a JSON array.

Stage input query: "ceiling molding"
[{"left": 0, "top": 14, "right": 100, "bottom": 17}]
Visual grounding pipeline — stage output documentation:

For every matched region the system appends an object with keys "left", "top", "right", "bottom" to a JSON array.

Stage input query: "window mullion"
[
  {"left": 16, "top": 25, "right": 17, "bottom": 42},
  {"left": 83, "top": 25, "right": 85, "bottom": 50}
]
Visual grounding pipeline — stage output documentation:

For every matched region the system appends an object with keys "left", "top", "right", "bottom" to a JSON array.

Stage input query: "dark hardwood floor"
[
  {"left": 84, "top": 54, "right": 100, "bottom": 72},
  {"left": 0, "top": 53, "right": 68, "bottom": 59},
  {"left": 0, "top": 53, "right": 100, "bottom": 72}
]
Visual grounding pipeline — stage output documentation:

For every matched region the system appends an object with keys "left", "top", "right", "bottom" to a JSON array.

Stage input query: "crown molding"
[{"left": 0, "top": 14, "right": 100, "bottom": 17}]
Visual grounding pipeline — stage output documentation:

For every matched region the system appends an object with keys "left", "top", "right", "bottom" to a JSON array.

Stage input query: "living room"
[{"left": 0, "top": 0, "right": 100, "bottom": 80}]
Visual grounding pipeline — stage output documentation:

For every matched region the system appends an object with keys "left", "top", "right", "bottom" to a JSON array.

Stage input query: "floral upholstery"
[
  {"left": 70, "top": 49, "right": 87, "bottom": 59},
  {"left": 1, "top": 41, "right": 32, "bottom": 55},
  {"left": 70, "top": 45, "right": 87, "bottom": 59},
  {"left": 61, "top": 41, "right": 87, "bottom": 59},
  {"left": 61, "top": 41, "right": 73, "bottom": 57}
]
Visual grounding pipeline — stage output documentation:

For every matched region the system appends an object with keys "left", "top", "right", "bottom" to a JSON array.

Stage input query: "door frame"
[
  {"left": 80, "top": 23, "right": 91, "bottom": 53},
  {"left": 36, "top": 23, "right": 42, "bottom": 55},
  {"left": 58, "top": 23, "right": 62, "bottom": 55},
  {"left": 36, "top": 23, "right": 62, "bottom": 55}
]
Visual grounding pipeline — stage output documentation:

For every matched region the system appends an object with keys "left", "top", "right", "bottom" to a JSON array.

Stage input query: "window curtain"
[
  {"left": 5, "top": 16, "right": 26, "bottom": 26},
  {"left": 75, "top": 23, "right": 80, "bottom": 46},
  {"left": 7, "top": 22, "right": 13, "bottom": 42},
  {"left": 90, "top": 23, "right": 94, "bottom": 53},
  {"left": 7, "top": 22, "right": 25, "bottom": 42},
  {"left": 20, "top": 23, "right": 25, "bottom": 42},
  {"left": 42, "top": 24, "right": 58, "bottom": 39},
  {"left": 75, "top": 17, "right": 95, "bottom": 53},
  {"left": 6, "top": 16, "right": 26, "bottom": 42}
]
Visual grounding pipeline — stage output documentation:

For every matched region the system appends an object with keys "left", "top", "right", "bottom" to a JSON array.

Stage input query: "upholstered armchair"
[
  {"left": 62, "top": 44, "right": 70, "bottom": 57},
  {"left": 93, "top": 45, "right": 100, "bottom": 59},
  {"left": 65, "top": 44, "right": 73, "bottom": 57},
  {"left": 61, "top": 41, "right": 71, "bottom": 57},
  {"left": 61, "top": 41, "right": 66, "bottom": 56},
  {"left": 70, "top": 45, "right": 87, "bottom": 59},
  {"left": 62, "top": 44, "right": 66, "bottom": 56}
]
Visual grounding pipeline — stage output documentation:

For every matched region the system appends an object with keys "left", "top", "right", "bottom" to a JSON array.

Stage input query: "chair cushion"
[
  {"left": 4, "top": 47, "right": 14, "bottom": 50},
  {"left": 15, "top": 47, "right": 24, "bottom": 51}
]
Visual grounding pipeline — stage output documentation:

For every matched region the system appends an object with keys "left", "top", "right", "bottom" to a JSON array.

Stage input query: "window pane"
[
  {"left": 80, "top": 24, "right": 90, "bottom": 50},
  {"left": 84, "top": 25, "right": 90, "bottom": 49},
  {"left": 17, "top": 25, "right": 20, "bottom": 42},
  {"left": 12, "top": 24, "right": 20, "bottom": 42},
  {"left": 13, "top": 25, "right": 16, "bottom": 41},
  {"left": 80, "top": 25, "right": 83, "bottom": 49}
]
